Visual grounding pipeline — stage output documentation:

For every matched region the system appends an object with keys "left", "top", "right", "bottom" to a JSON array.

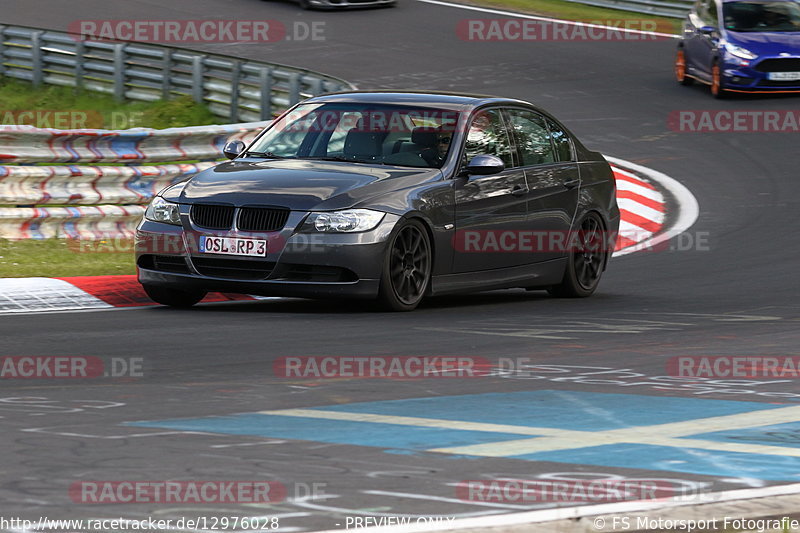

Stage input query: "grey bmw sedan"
[{"left": 136, "top": 91, "right": 620, "bottom": 311}]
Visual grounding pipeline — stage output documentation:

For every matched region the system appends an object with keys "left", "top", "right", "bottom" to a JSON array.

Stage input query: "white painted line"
[
  {"left": 309, "top": 483, "right": 800, "bottom": 533},
  {"left": 415, "top": 0, "right": 680, "bottom": 38},
  {"left": 432, "top": 404, "right": 800, "bottom": 457},
  {"left": 363, "top": 490, "right": 532, "bottom": 510},
  {"left": 606, "top": 156, "right": 700, "bottom": 257},
  {"left": 258, "top": 408, "right": 569, "bottom": 436}
]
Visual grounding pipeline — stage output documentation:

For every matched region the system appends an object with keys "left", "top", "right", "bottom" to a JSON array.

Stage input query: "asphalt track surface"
[{"left": 2, "top": 1, "right": 800, "bottom": 531}]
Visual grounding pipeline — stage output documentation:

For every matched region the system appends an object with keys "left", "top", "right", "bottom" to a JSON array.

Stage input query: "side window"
[
  {"left": 546, "top": 119, "right": 573, "bottom": 162},
  {"left": 324, "top": 112, "right": 363, "bottom": 155},
  {"left": 463, "top": 109, "right": 514, "bottom": 168},
  {"left": 707, "top": 0, "right": 719, "bottom": 24},
  {"left": 698, "top": 0, "right": 718, "bottom": 24},
  {"left": 506, "top": 109, "right": 556, "bottom": 166}
]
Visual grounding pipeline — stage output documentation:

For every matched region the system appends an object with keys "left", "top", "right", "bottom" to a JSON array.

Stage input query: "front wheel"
[
  {"left": 548, "top": 213, "right": 607, "bottom": 298},
  {"left": 377, "top": 219, "right": 432, "bottom": 311},
  {"left": 143, "top": 284, "right": 206, "bottom": 308}
]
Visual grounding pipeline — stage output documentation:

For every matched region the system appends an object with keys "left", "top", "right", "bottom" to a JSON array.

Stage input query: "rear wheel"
[
  {"left": 675, "top": 48, "right": 693, "bottom": 86},
  {"left": 711, "top": 61, "right": 727, "bottom": 98},
  {"left": 377, "top": 220, "right": 432, "bottom": 311},
  {"left": 143, "top": 284, "right": 206, "bottom": 308},
  {"left": 548, "top": 212, "right": 607, "bottom": 298}
]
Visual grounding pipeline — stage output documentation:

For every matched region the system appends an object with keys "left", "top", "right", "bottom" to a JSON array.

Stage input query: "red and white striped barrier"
[
  {"left": 0, "top": 121, "right": 268, "bottom": 164},
  {"left": 0, "top": 162, "right": 217, "bottom": 205},
  {"left": 0, "top": 205, "right": 146, "bottom": 240},
  {"left": 0, "top": 121, "right": 269, "bottom": 240}
]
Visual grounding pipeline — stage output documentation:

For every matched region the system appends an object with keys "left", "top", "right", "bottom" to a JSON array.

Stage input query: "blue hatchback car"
[{"left": 676, "top": 0, "right": 800, "bottom": 97}]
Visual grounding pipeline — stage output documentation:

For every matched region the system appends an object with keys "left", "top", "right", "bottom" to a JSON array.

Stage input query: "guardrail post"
[
  {"left": 112, "top": 43, "right": 126, "bottom": 102},
  {"left": 0, "top": 25, "right": 6, "bottom": 76},
  {"left": 74, "top": 41, "right": 85, "bottom": 92},
  {"left": 310, "top": 77, "right": 323, "bottom": 96},
  {"left": 31, "top": 31, "right": 44, "bottom": 87},
  {"left": 230, "top": 61, "right": 241, "bottom": 123},
  {"left": 259, "top": 68, "right": 273, "bottom": 120},
  {"left": 161, "top": 49, "right": 172, "bottom": 99},
  {"left": 288, "top": 72, "right": 301, "bottom": 106},
  {"left": 191, "top": 56, "right": 204, "bottom": 103}
]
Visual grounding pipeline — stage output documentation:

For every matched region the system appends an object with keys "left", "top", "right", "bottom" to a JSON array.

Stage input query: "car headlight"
[
  {"left": 144, "top": 196, "right": 182, "bottom": 225},
  {"left": 726, "top": 44, "right": 757, "bottom": 60},
  {"left": 301, "top": 209, "right": 386, "bottom": 233}
]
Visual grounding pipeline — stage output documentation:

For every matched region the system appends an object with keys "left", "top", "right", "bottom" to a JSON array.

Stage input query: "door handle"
[
  {"left": 562, "top": 179, "right": 580, "bottom": 189},
  {"left": 510, "top": 186, "right": 527, "bottom": 197}
]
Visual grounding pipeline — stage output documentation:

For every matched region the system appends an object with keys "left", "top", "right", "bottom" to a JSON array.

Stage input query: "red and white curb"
[
  {"left": 0, "top": 157, "right": 698, "bottom": 315},
  {"left": 0, "top": 276, "right": 268, "bottom": 314},
  {"left": 607, "top": 156, "right": 699, "bottom": 257}
]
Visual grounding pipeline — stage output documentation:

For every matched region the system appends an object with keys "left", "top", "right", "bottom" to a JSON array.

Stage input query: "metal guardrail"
[
  {"left": 0, "top": 24, "right": 355, "bottom": 122},
  {"left": 0, "top": 24, "right": 355, "bottom": 240},
  {"left": 562, "top": 0, "right": 692, "bottom": 18}
]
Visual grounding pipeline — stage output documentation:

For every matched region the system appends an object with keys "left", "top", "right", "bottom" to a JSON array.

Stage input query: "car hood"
[
  {"left": 179, "top": 159, "right": 441, "bottom": 211},
  {"left": 726, "top": 30, "right": 800, "bottom": 52}
]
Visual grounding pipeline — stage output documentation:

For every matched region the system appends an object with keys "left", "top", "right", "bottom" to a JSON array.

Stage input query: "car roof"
[{"left": 303, "top": 90, "right": 537, "bottom": 111}]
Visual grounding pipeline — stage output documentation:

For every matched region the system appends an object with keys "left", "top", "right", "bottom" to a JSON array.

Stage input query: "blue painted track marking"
[{"left": 127, "top": 391, "right": 800, "bottom": 480}]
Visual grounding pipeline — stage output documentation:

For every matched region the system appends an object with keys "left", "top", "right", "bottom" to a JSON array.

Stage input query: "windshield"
[
  {"left": 247, "top": 102, "right": 461, "bottom": 169},
  {"left": 723, "top": 0, "right": 800, "bottom": 31}
]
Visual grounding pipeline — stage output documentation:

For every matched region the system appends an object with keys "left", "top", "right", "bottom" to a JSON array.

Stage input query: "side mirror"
[
  {"left": 223, "top": 140, "right": 246, "bottom": 160},
  {"left": 698, "top": 25, "right": 717, "bottom": 35},
  {"left": 463, "top": 154, "right": 505, "bottom": 176}
]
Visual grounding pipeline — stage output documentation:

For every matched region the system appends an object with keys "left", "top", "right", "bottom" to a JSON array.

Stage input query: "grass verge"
[
  {"left": 0, "top": 239, "right": 136, "bottom": 278},
  {"left": 0, "top": 78, "right": 219, "bottom": 129}
]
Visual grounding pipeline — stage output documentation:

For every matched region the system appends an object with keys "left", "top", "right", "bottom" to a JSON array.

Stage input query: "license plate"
[
  {"left": 199, "top": 236, "right": 267, "bottom": 257},
  {"left": 768, "top": 71, "right": 800, "bottom": 81}
]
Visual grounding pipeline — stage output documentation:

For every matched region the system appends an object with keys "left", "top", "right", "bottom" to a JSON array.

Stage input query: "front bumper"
[
  {"left": 723, "top": 56, "right": 800, "bottom": 92},
  {"left": 135, "top": 212, "right": 401, "bottom": 299}
]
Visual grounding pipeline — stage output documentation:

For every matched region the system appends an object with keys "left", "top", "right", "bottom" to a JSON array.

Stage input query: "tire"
[
  {"left": 143, "top": 284, "right": 206, "bottom": 308},
  {"left": 548, "top": 212, "right": 607, "bottom": 298},
  {"left": 675, "top": 48, "right": 693, "bottom": 86},
  {"left": 377, "top": 219, "right": 432, "bottom": 311},
  {"left": 298, "top": 0, "right": 312, "bottom": 8},
  {"left": 711, "top": 60, "right": 728, "bottom": 99}
]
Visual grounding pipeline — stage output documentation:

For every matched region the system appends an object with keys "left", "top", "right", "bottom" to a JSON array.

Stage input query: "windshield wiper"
[
  {"left": 299, "top": 156, "right": 394, "bottom": 165},
  {"left": 243, "top": 151, "right": 294, "bottom": 159},
  {"left": 299, "top": 155, "right": 357, "bottom": 162}
]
